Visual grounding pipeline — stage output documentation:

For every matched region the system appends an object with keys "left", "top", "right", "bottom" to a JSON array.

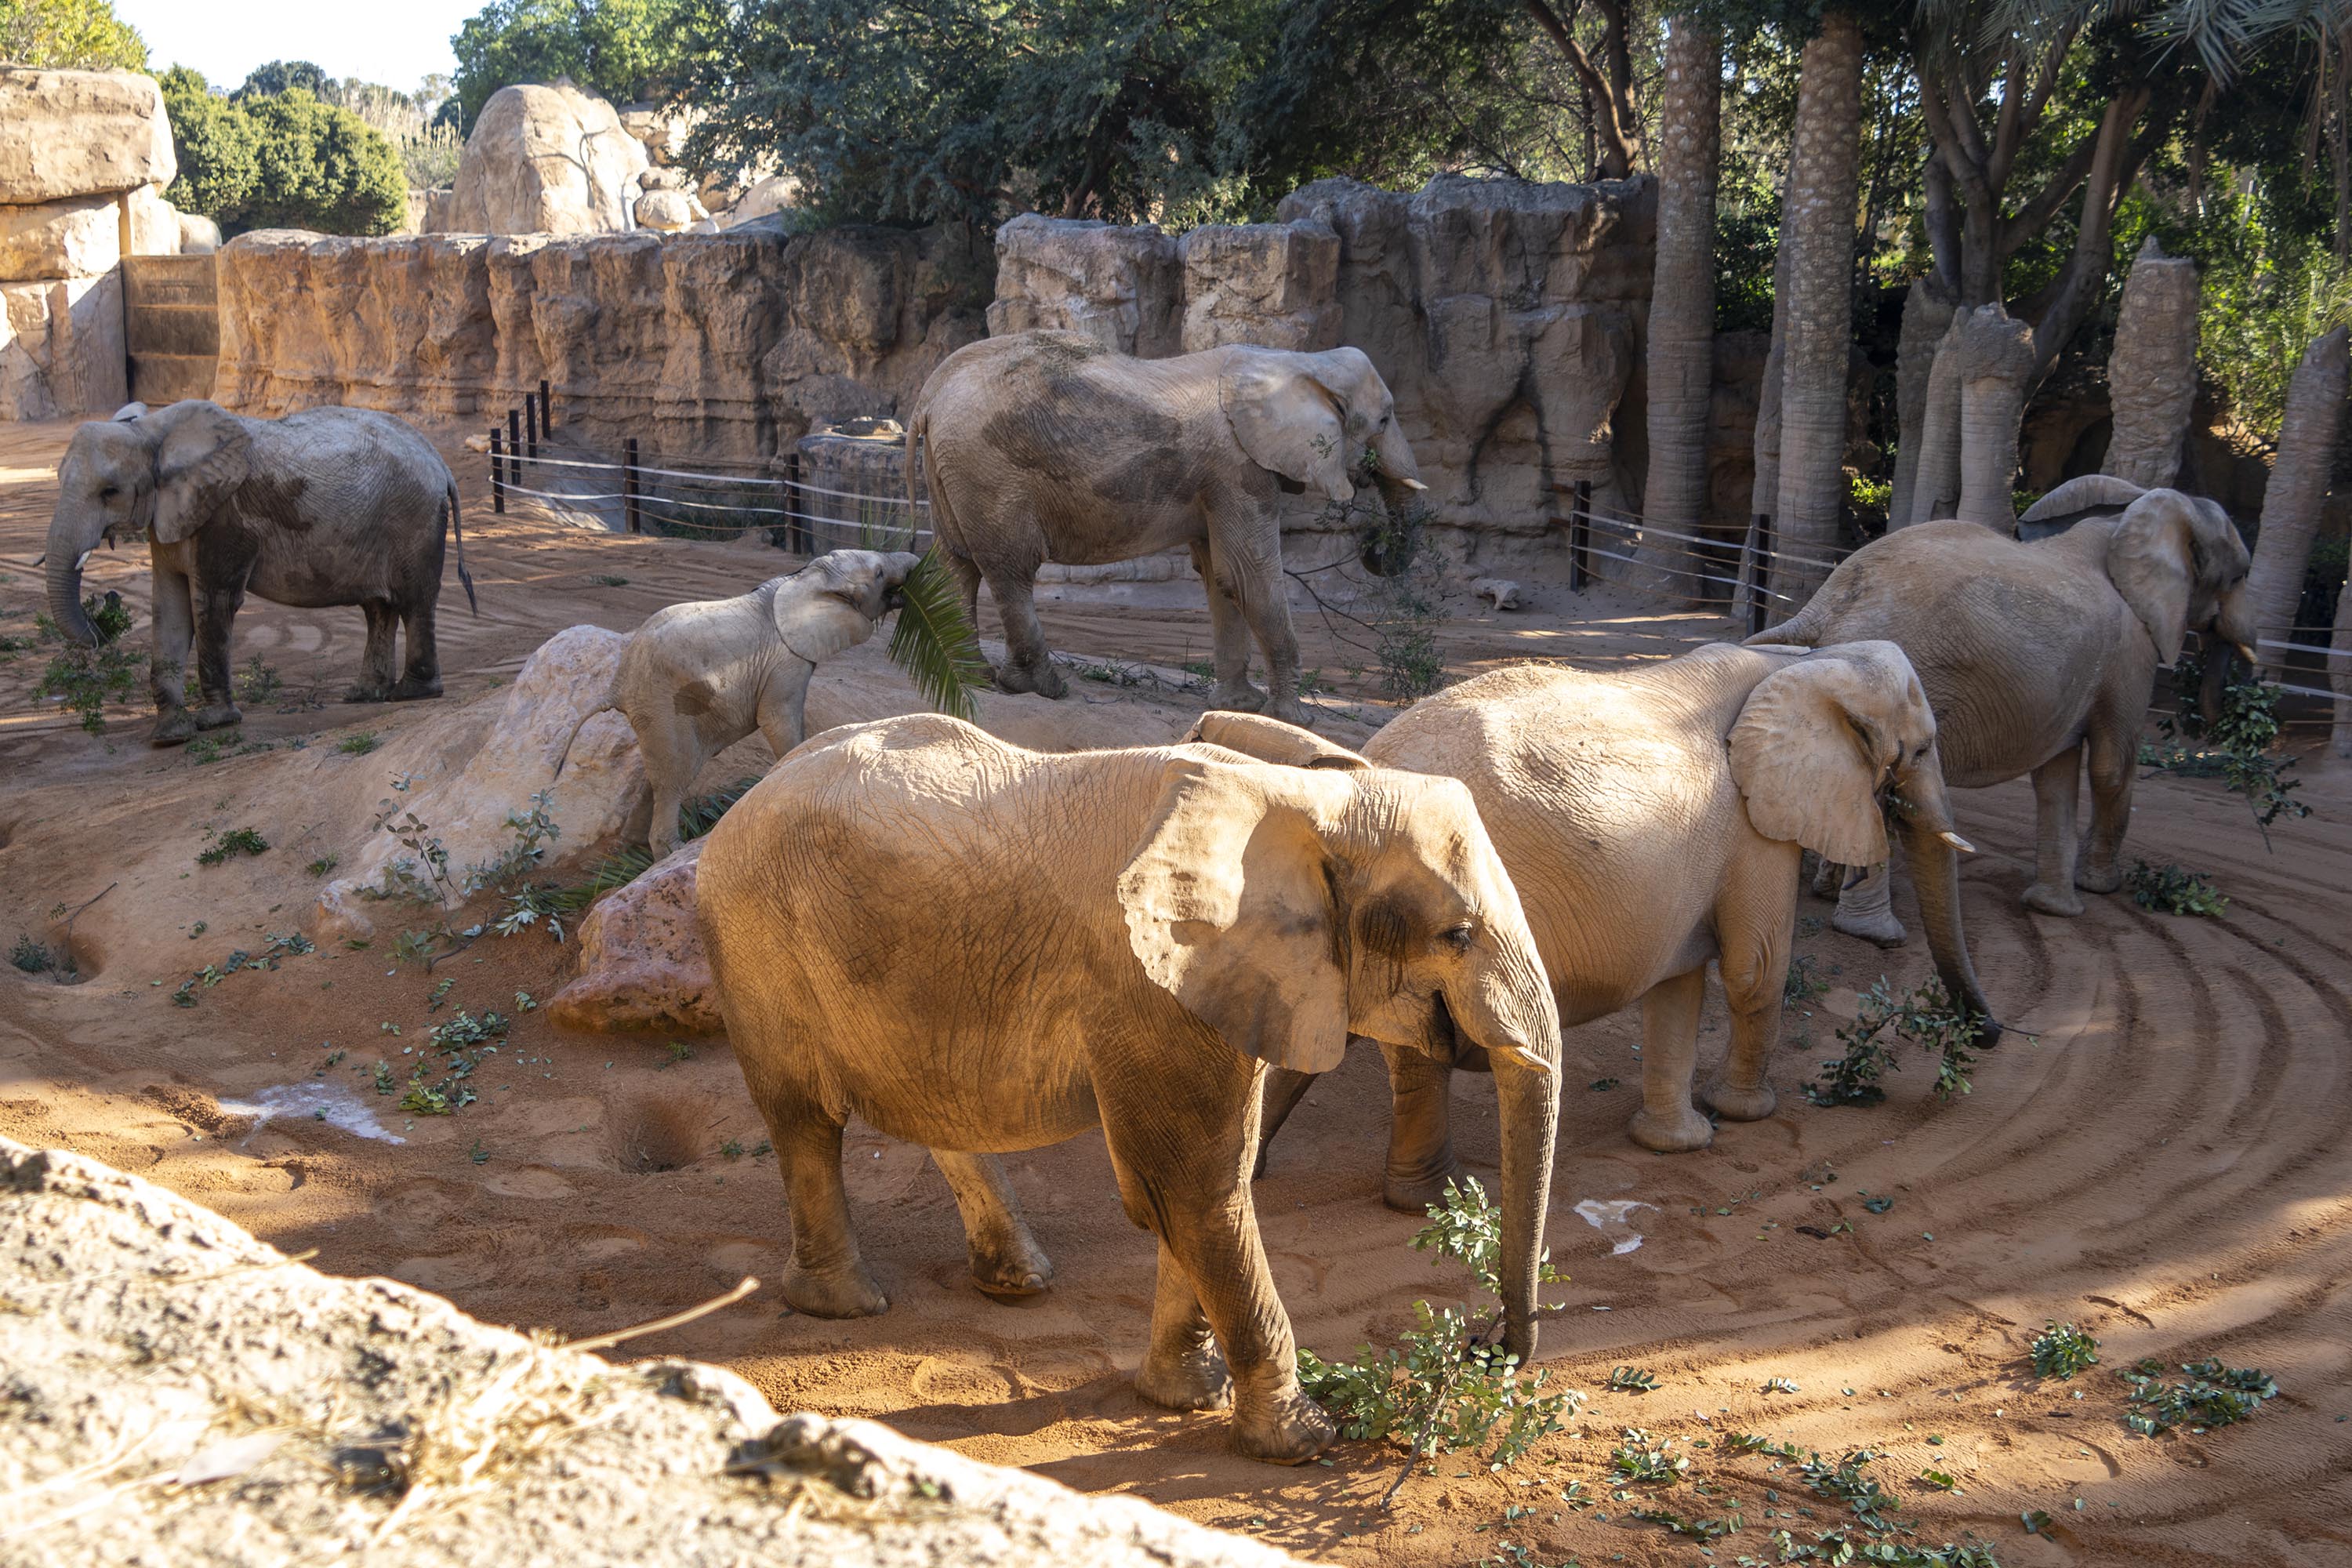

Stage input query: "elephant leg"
[
  {"left": 1833, "top": 860, "right": 1907, "bottom": 946},
  {"left": 2076, "top": 715, "right": 2136, "bottom": 895},
  {"left": 1218, "top": 532, "right": 1308, "bottom": 728},
  {"left": 1251, "top": 1066, "right": 1316, "bottom": 1179},
  {"left": 1629, "top": 968, "right": 1714, "bottom": 1152},
  {"left": 1704, "top": 905, "right": 1788, "bottom": 1123},
  {"left": 931, "top": 1149, "right": 1053, "bottom": 1297},
  {"left": 1189, "top": 539, "right": 1265, "bottom": 714},
  {"left": 2023, "top": 743, "right": 2086, "bottom": 916},
  {"left": 343, "top": 601, "right": 398, "bottom": 702},
  {"left": 148, "top": 564, "right": 196, "bottom": 746},
  {"left": 1134, "top": 1239, "right": 1232, "bottom": 1411},
  {"left": 982, "top": 564, "right": 1067, "bottom": 699},
  {"left": 634, "top": 710, "right": 705, "bottom": 857},
  {"left": 770, "top": 1099, "right": 887, "bottom": 1318},
  {"left": 388, "top": 597, "right": 441, "bottom": 700},
  {"left": 942, "top": 548, "right": 983, "bottom": 632},
  {"left": 753, "top": 667, "right": 811, "bottom": 761},
  {"left": 1380, "top": 1040, "right": 1463, "bottom": 1214},
  {"left": 1810, "top": 854, "right": 1842, "bottom": 899},
  {"left": 189, "top": 583, "right": 244, "bottom": 729}
]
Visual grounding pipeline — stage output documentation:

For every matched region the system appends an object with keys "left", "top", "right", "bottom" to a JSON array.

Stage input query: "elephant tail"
[
  {"left": 552, "top": 683, "right": 620, "bottom": 782},
  {"left": 448, "top": 480, "right": 477, "bottom": 615}
]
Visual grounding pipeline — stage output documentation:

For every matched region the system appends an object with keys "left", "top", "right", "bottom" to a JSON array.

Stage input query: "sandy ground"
[{"left": 5, "top": 416, "right": 2352, "bottom": 1567}]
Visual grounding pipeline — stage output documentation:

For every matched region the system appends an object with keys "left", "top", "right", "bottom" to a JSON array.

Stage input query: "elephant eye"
[
  {"left": 98, "top": 485, "right": 118, "bottom": 499},
  {"left": 1439, "top": 922, "right": 1475, "bottom": 952}
]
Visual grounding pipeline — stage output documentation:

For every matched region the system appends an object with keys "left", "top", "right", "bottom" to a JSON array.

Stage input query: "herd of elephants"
[{"left": 40, "top": 328, "right": 2260, "bottom": 1462}]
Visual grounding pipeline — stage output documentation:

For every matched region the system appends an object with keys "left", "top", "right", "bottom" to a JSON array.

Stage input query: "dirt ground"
[{"left": 5, "top": 416, "right": 2351, "bottom": 1567}]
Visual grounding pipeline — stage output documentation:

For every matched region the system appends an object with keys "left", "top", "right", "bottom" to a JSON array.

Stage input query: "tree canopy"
[
  {"left": 159, "top": 68, "right": 410, "bottom": 238},
  {"left": 449, "top": 0, "right": 689, "bottom": 132},
  {"left": 0, "top": 0, "right": 145, "bottom": 70}
]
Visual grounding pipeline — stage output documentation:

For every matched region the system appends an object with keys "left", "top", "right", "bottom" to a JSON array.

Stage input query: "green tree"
[
  {"left": 238, "top": 89, "right": 411, "bottom": 234},
  {"left": 235, "top": 59, "right": 332, "bottom": 98},
  {"left": 0, "top": 0, "right": 147, "bottom": 70},
  {"left": 158, "top": 65, "right": 259, "bottom": 223},
  {"left": 451, "top": 0, "right": 688, "bottom": 132}
]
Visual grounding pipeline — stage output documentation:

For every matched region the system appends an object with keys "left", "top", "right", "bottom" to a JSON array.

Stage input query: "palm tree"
[
  {"left": 2244, "top": 326, "right": 2349, "bottom": 681},
  {"left": 1633, "top": 15, "right": 1722, "bottom": 597},
  {"left": 1769, "top": 8, "right": 1864, "bottom": 610},
  {"left": 2102, "top": 238, "right": 2201, "bottom": 488}
]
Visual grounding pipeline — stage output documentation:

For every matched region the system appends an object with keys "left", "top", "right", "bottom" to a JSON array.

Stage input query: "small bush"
[
  {"left": 336, "top": 731, "right": 380, "bottom": 755},
  {"left": 2126, "top": 860, "right": 2227, "bottom": 917},
  {"left": 2030, "top": 1320, "right": 2100, "bottom": 1381},
  {"left": 9, "top": 935, "right": 54, "bottom": 974},
  {"left": 196, "top": 826, "right": 270, "bottom": 866},
  {"left": 1808, "top": 977, "right": 1984, "bottom": 1107},
  {"left": 2154, "top": 659, "right": 2311, "bottom": 849}
]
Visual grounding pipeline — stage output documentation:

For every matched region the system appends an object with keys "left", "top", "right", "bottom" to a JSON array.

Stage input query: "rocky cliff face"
[
  {"left": 212, "top": 223, "right": 993, "bottom": 459},
  {"left": 438, "top": 82, "right": 650, "bottom": 238}
]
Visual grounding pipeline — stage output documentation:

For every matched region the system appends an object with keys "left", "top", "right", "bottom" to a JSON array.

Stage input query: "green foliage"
[
  {"left": 1809, "top": 977, "right": 1983, "bottom": 1108},
  {"left": 160, "top": 67, "right": 262, "bottom": 223},
  {"left": 2154, "top": 658, "right": 2311, "bottom": 849},
  {"left": 401, "top": 1008, "right": 509, "bottom": 1116},
  {"left": 398, "top": 124, "right": 466, "bottom": 188},
  {"left": 522, "top": 776, "right": 760, "bottom": 925},
  {"left": 2125, "top": 860, "right": 2227, "bottom": 917},
  {"left": 452, "top": 0, "right": 688, "bottom": 132},
  {"left": 886, "top": 550, "right": 989, "bottom": 724},
  {"left": 337, "top": 731, "right": 380, "bottom": 755},
  {"left": 1294, "top": 1178, "right": 1581, "bottom": 1472},
  {"left": 237, "top": 60, "right": 333, "bottom": 99},
  {"left": 9, "top": 935, "right": 56, "bottom": 974},
  {"left": 160, "top": 71, "right": 406, "bottom": 236},
  {"left": 195, "top": 826, "right": 269, "bottom": 866},
  {"left": 1606, "top": 1365, "right": 1660, "bottom": 1394},
  {"left": 1612, "top": 1432, "right": 1690, "bottom": 1483},
  {"left": 0, "top": 0, "right": 146, "bottom": 69},
  {"left": 2120, "top": 1357, "right": 2278, "bottom": 1437},
  {"left": 2029, "top": 1321, "right": 2100, "bottom": 1381},
  {"left": 1784, "top": 954, "right": 1828, "bottom": 1005}
]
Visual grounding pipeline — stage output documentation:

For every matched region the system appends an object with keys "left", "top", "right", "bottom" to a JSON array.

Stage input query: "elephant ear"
[
  {"left": 151, "top": 402, "right": 250, "bottom": 544},
  {"left": 1118, "top": 759, "right": 1352, "bottom": 1074},
  {"left": 775, "top": 554, "right": 884, "bottom": 663},
  {"left": 1180, "top": 710, "right": 1370, "bottom": 770},
  {"left": 1219, "top": 349, "right": 1352, "bottom": 503},
  {"left": 2105, "top": 492, "right": 2197, "bottom": 666},
  {"left": 1730, "top": 649, "right": 1912, "bottom": 867}
]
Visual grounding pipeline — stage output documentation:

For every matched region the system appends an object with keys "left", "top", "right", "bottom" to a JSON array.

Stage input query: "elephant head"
[
  {"left": 1730, "top": 641, "right": 2000, "bottom": 1040},
  {"left": 2021, "top": 475, "right": 2257, "bottom": 671},
  {"left": 772, "top": 549, "right": 924, "bottom": 664},
  {"left": 45, "top": 400, "right": 250, "bottom": 647},
  {"left": 1120, "top": 746, "right": 1559, "bottom": 1367},
  {"left": 1219, "top": 346, "right": 1428, "bottom": 572}
]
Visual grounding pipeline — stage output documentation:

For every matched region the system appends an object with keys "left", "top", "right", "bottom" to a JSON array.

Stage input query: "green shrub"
[
  {"left": 161, "top": 70, "right": 406, "bottom": 236},
  {"left": 1809, "top": 977, "right": 1984, "bottom": 1107},
  {"left": 2029, "top": 1320, "right": 2100, "bottom": 1381},
  {"left": 0, "top": 0, "right": 147, "bottom": 70},
  {"left": 2126, "top": 860, "right": 2227, "bottom": 917}
]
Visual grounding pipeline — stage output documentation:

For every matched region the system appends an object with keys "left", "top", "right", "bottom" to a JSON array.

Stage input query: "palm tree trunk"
[
  {"left": 1907, "top": 314, "right": 1964, "bottom": 526},
  {"left": 1891, "top": 276, "right": 1956, "bottom": 528},
  {"left": 1769, "top": 9, "right": 1864, "bottom": 614},
  {"left": 2103, "top": 238, "right": 2200, "bottom": 489},
  {"left": 1951, "top": 302, "right": 2036, "bottom": 531},
  {"left": 2245, "top": 326, "right": 2350, "bottom": 681},
  {"left": 1632, "top": 17, "right": 1722, "bottom": 602},
  {"left": 2331, "top": 572, "right": 2352, "bottom": 758}
]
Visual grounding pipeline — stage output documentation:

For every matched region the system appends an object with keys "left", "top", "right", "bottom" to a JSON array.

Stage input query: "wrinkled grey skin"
[
  {"left": 909, "top": 330, "right": 1426, "bottom": 726},
  {"left": 567, "top": 550, "right": 920, "bottom": 855},
  {"left": 1761, "top": 474, "right": 2258, "bottom": 938},
  {"left": 45, "top": 400, "right": 470, "bottom": 746}
]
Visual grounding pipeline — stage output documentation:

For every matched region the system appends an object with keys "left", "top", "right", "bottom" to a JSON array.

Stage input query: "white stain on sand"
[
  {"left": 218, "top": 1082, "right": 406, "bottom": 1145},
  {"left": 1574, "top": 1198, "right": 1655, "bottom": 1255}
]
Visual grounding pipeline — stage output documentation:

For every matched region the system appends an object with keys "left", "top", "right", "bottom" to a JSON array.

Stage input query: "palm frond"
[
  {"left": 886, "top": 548, "right": 988, "bottom": 723},
  {"left": 544, "top": 777, "right": 763, "bottom": 913}
]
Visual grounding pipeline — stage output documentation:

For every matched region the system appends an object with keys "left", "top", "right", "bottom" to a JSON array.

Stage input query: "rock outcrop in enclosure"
[
  {"left": 0, "top": 1137, "right": 1301, "bottom": 1567},
  {"left": 437, "top": 82, "right": 650, "bottom": 237},
  {"left": 212, "top": 223, "right": 993, "bottom": 458}
]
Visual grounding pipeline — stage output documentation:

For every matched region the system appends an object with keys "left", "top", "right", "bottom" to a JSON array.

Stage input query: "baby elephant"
[{"left": 583, "top": 550, "right": 920, "bottom": 854}]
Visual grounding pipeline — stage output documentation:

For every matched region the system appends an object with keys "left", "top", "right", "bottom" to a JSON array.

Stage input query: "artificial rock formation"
[
  {"left": 213, "top": 223, "right": 992, "bottom": 459},
  {"left": 0, "top": 1138, "right": 1304, "bottom": 1568},
  {"left": 0, "top": 67, "right": 176, "bottom": 205},
  {"left": 1889, "top": 278, "right": 1958, "bottom": 527},
  {"left": 2245, "top": 325, "right": 2350, "bottom": 681},
  {"left": 985, "top": 213, "right": 1185, "bottom": 356},
  {"left": 1949, "top": 303, "right": 2037, "bottom": 530},
  {"left": 1176, "top": 220, "right": 1340, "bottom": 352},
  {"left": 2103, "top": 238, "right": 2200, "bottom": 489},
  {"left": 438, "top": 82, "right": 650, "bottom": 237},
  {"left": 547, "top": 838, "right": 717, "bottom": 1035}
]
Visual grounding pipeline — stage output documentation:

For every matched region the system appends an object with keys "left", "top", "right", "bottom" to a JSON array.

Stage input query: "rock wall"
[
  {"left": 213, "top": 223, "right": 993, "bottom": 459},
  {"left": 437, "top": 82, "right": 648, "bottom": 238},
  {"left": 989, "top": 176, "right": 1657, "bottom": 567}
]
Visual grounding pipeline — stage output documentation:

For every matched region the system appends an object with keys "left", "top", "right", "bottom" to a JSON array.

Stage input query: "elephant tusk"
[
  {"left": 1938, "top": 830, "right": 1976, "bottom": 855},
  {"left": 2232, "top": 641, "right": 2257, "bottom": 667},
  {"left": 1397, "top": 477, "right": 1428, "bottom": 492}
]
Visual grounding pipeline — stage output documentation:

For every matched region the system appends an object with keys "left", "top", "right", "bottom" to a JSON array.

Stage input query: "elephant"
[
  {"left": 693, "top": 713, "right": 1562, "bottom": 1462},
  {"left": 1758, "top": 475, "right": 2257, "bottom": 941},
  {"left": 907, "top": 329, "right": 1427, "bottom": 725},
  {"left": 1196, "top": 641, "right": 1987, "bottom": 1191},
  {"left": 44, "top": 400, "right": 472, "bottom": 746},
  {"left": 564, "top": 550, "right": 921, "bottom": 855}
]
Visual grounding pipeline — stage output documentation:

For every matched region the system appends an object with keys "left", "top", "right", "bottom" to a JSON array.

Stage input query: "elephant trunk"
[
  {"left": 2198, "top": 641, "right": 2234, "bottom": 728},
  {"left": 1488, "top": 1049, "right": 1559, "bottom": 1369},
  {"left": 45, "top": 524, "right": 101, "bottom": 648},
  {"left": 1896, "top": 764, "right": 2002, "bottom": 1046},
  {"left": 2206, "top": 585, "right": 2260, "bottom": 720}
]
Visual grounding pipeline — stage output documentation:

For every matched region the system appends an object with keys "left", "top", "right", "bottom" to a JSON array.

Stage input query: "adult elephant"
[
  {"left": 907, "top": 330, "right": 1425, "bottom": 724},
  {"left": 44, "top": 400, "right": 471, "bottom": 746},
  {"left": 1211, "top": 641, "right": 1986, "bottom": 1190},
  {"left": 1759, "top": 477, "right": 2256, "bottom": 941},
  {"left": 695, "top": 713, "right": 1559, "bottom": 1462}
]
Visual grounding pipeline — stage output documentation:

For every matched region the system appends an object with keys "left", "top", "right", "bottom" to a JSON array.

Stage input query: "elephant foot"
[
  {"left": 387, "top": 675, "right": 443, "bottom": 702},
  {"left": 193, "top": 702, "right": 241, "bottom": 731},
  {"left": 149, "top": 708, "right": 197, "bottom": 747},
  {"left": 341, "top": 684, "right": 388, "bottom": 703},
  {"left": 1810, "top": 857, "right": 1843, "bottom": 898},
  {"left": 2022, "top": 880, "right": 2085, "bottom": 918},
  {"left": 1383, "top": 1153, "right": 1465, "bottom": 1215},
  {"left": 967, "top": 1234, "right": 1055, "bottom": 1300},
  {"left": 2075, "top": 860, "right": 2123, "bottom": 895},
  {"left": 1231, "top": 1388, "right": 1335, "bottom": 1465},
  {"left": 1832, "top": 904, "right": 1907, "bottom": 947},
  {"left": 1628, "top": 1104, "right": 1715, "bottom": 1152},
  {"left": 993, "top": 660, "right": 1068, "bottom": 700},
  {"left": 1136, "top": 1340, "right": 1232, "bottom": 1412},
  {"left": 781, "top": 1258, "right": 888, "bottom": 1319},
  {"left": 1207, "top": 680, "right": 1266, "bottom": 714},
  {"left": 1703, "top": 1080, "right": 1777, "bottom": 1122}
]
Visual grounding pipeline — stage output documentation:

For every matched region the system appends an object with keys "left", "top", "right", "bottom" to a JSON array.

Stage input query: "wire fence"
[{"left": 477, "top": 388, "right": 2350, "bottom": 718}]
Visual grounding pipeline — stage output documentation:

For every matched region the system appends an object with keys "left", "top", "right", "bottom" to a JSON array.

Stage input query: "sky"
[{"left": 114, "top": 0, "right": 482, "bottom": 95}]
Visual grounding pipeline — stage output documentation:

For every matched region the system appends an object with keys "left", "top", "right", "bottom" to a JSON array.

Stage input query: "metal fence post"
[
  {"left": 507, "top": 407, "right": 521, "bottom": 479},
  {"left": 785, "top": 449, "right": 804, "bottom": 554},
  {"left": 1569, "top": 479, "right": 1592, "bottom": 592},
  {"left": 539, "top": 377, "right": 553, "bottom": 433},
  {"left": 489, "top": 426, "right": 505, "bottom": 514},
  {"left": 524, "top": 394, "right": 539, "bottom": 460},
  {"left": 624, "top": 437, "right": 641, "bottom": 535},
  {"left": 1745, "top": 512, "right": 1773, "bottom": 637}
]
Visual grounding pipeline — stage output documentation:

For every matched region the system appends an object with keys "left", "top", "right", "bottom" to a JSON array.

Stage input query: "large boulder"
[
  {"left": 724, "top": 172, "right": 800, "bottom": 227},
  {"left": 438, "top": 82, "right": 648, "bottom": 236},
  {"left": 0, "top": 194, "right": 120, "bottom": 281},
  {"left": 124, "top": 184, "right": 180, "bottom": 256},
  {"left": 987, "top": 213, "right": 1182, "bottom": 358},
  {"left": 634, "top": 187, "right": 706, "bottom": 233},
  {"left": 0, "top": 67, "right": 176, "bottom": 205},
  {"left": 1176, "top": 221, "right": 1340, "bottom": 353},
  {"left": 546, "top": 838, "right": 717, "bottom": 1035},
  {"left": 0, "top": 273, "right": 125, "bottom": 418},
  {"left": 0, "top": 1138, "right": 1305, "bottom": 1568}
]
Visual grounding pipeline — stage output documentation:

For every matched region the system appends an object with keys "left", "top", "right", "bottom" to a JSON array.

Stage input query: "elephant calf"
[
  {"left": 45, "top": 400, "right": 471, "bottom": 746},
  {"left": 695, "top": 713, "right": 1563, "bottom": 1461},
  {"left": 569, "top": 550, "right": 920, "bottom": 855}
]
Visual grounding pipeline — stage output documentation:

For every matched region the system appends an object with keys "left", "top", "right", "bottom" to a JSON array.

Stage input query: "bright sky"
[{"left": 114, "top": 0, "right": 483, "bottom": 96}]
